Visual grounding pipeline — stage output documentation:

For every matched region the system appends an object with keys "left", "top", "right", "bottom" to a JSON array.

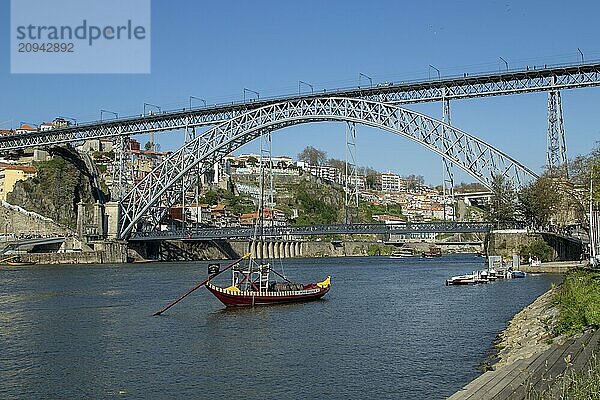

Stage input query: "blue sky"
[{"left": 2, "top": 0, "right": 600, "bottom": 185}]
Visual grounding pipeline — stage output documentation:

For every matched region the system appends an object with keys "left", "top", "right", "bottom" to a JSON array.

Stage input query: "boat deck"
[{"left": 449, "top": 328, "right": 600, "bottom": 399}]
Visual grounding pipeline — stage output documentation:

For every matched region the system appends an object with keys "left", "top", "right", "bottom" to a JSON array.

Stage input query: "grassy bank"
[
  {"left": 553, "top": 269, "right": 600, "bottom": 337},
  {"left": 531, "top": 355, "right": 600, "bottom": 399},
  {"left": 527, "top": 269, "right": 600, "bottom": 399}
]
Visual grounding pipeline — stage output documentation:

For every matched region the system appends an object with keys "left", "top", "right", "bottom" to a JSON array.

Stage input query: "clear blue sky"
[{"left": 2, "top": 0, "right": 600, "bottom": 185}]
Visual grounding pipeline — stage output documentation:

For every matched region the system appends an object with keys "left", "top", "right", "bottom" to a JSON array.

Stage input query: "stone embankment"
[
  {"left": 493, "top": 287, "right": 566, "bottom": 369},
  {"left": 520, "top": 260, "right": 581, "bottom": 274}
]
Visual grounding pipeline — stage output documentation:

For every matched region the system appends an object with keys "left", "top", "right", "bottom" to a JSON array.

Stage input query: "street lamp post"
[
  {"left": 358, "top": 72, "right": 372, "bottom": 88},
  {"left": 189, "top": 96, "right": 207, "bottom": 109},
  {"left": 428, "top": 64, "right": 440, "bottom": 80},
  {"left": 298, "top": 80, "right": 314, "bottom": 95},
  {"left": 58, "top": 115, "right": 77, "bottom": 126},
  {"left": 499, "top": 57, "right": 509, "bottom": 72},
  {"left": 577, "top": 48, "right": 584, "bottom": 63},
  {"left": 143, "top": 102, "right": 162, "bottom": 116},
  {"left": 100, "top": 109, "right": 118, "bottom": 121},
  {"left": 243, "top": 88, "right": 260, "bottom": 101},
  {"left": 143, "top": 103, "right": 162, "bottom": 152}
]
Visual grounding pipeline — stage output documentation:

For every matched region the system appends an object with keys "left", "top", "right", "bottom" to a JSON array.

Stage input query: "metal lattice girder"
[
  {"left": 2, "top": 63, "right": 600, "bottom": 151},
  {"left": 118, "top": 97, "right": 537, "bottom": 238},
  {"left": 345, "top": 122, "right": 359, "bottom": 223},
  {"left": 547, "top": 90, "right": 568, "bottom": 169},
  {"left": 128, "top": 221, "right": 524, "bottom": 241}
]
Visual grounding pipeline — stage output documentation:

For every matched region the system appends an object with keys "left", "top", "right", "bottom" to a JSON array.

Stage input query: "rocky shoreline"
[{"left": 489, "top": 285, "right": 567, "bottom": 370}]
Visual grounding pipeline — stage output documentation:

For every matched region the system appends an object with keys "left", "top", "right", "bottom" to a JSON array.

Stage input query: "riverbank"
[
  {"left": 451, "top": 267, "right": 600, "bottom": 399},
  {"left": 492, "top": 285, "right": 566, "bottom": 369},
  {"left": 520, "top": 260, "right": 583, "bottom": 274}
]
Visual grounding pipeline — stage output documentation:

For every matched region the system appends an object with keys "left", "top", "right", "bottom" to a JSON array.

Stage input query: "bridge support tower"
[
  {"left": 547, "top": 78, "right": 568, "bottom": 174},
  {"left": 442, "top": 95, "right": 455, "bottom": 220},
  {"left": 345, "top": 122, "right": 359, "bottom": 223}
]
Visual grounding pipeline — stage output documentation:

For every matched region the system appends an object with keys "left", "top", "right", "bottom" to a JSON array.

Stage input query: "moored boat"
[
  {"left": 422, "top": 246, "right": 442, "bottom": 258},
  {"left": 511, "top": 270, "right": 527, "bottom": 278},
  {"left": 446, "top": 274, "right": 476, "bottom": 285},
  {"left": 390, "top": 248, "right": 416, "bottom": 258},
  {"left": 206, "top": 278, "right": 330, "bottom": 307}
]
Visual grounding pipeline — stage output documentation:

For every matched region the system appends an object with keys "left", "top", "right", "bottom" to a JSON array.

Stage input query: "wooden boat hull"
[
  {"left": 6, "top": 261, "right": 36, "bottom": 266},
  {"left": 206, "top": 283, "right": 330, "bottom": 307}
]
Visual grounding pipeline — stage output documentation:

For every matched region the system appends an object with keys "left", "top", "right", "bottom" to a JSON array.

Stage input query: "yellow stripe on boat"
[
  {"left": 224, "top": 285, "right": 241, "bottom": 293},
  {"left": 317, "top": 276, "right": 331, "bottom": 289}
]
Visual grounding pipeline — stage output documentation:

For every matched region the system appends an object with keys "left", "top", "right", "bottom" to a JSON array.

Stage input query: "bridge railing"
[{"left": 128, "top": 222, "right": 525, "bottom": 241}]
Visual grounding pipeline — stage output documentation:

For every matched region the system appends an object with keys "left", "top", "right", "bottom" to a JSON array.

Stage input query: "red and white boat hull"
[{"left": 205, "top": 282, "right": 330, "bottom": 307}]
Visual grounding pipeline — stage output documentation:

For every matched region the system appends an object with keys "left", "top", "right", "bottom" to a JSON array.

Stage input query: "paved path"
[{"left": 449, "top": 328, "right": 600, "bottom": 399}]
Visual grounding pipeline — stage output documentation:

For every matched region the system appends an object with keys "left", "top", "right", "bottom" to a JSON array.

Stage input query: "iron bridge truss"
[
  {"left": 1, "top": 63, "right": 600, "bottom": 150},
  {"left": 118, "top": 97, "right": 537, "bottom": 238},
  {"left": 129, "top": 222, "right": 521, "bottom": 241}
]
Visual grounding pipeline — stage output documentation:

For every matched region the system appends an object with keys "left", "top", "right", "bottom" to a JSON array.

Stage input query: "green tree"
[
  {"left": 518, "top": 174, "right": 561, "bottom": 226},
  {"left": 486, "top": 174, "right": 518, "bottom": 222},
  {"left": 201, "top": 190, "right": 219, "bottom": 205},
  {"left": 144, "top": 141, "right": 153, "bottom": 151},
  {"left": 519, "top": 240, "right": 555, "bottom": 262}
]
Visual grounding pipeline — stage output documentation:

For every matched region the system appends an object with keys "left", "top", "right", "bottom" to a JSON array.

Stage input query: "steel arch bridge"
[{"left": 118, "top": 97, "right": 536, "bottom": 238}]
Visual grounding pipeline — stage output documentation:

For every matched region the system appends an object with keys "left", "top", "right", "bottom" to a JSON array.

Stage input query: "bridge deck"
[
  {"left": 128, "top": 222, "right": 509, "bottom": 241},
  {"left": 1, "top": 62, "right": 600, "bottom": 151}
]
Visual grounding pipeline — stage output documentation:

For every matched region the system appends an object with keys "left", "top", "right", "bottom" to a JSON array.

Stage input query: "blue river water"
[{"left": 0, "top": 254, "right": 561, "bottom": 399}]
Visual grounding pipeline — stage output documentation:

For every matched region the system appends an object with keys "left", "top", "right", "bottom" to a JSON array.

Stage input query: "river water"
[{"left": 0, "top": 254, "right": 561, "bottom": 399}]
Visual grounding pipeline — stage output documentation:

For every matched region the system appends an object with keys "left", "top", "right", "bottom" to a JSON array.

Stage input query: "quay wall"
[
  {"left": 129, "top": 239, "right": 380, "bottom": 261},
  {"left": 15, "top": 240, "right": 128, "bottom": 265},
  {"left": 486, "top": 230, "right": 584, "bottom": 261}
]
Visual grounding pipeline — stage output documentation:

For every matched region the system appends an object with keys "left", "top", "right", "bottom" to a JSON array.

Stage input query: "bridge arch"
[{"left": 118, "top": 97, "right": 536, "bottom": 238}]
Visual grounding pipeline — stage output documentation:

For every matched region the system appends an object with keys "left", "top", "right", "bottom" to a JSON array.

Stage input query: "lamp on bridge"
[
  {"left": 499, "top": 57, "right": 509, "bottom": 72},
  {"left": 358, "top": 72, "right": 372, "bottom": 88},
  {"left": 243, "top": 88, "right": 260, "bottom": 101},
  {"left": 99, "top": 109, "right": 118, "bottom": 122},
  {"left": 428, "top": 65, "right": 441, "bottom": 80},
  {"left": 189, "top": 96, "right": 206, "bottom": 109},
  {"left": 143, "top": 103, "right": 162, "bottom": 152},
  {"left": 57, "top": 116, "right": 77, "bottom": 126},
  {"left": 577, "top": 48, "right": 584, "bottom": 63},
  {"left": 298, "top": 80, "right": 314, "bottom": 95}
]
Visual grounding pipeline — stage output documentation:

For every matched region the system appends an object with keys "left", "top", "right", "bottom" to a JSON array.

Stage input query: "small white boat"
[
  {"left": 390, "top": 249, "right": 416, "bottom": 258},
  {"left": 446, "top": 274, "right": 477, "bottom": 286},
  {"left": 511, "top": 270, "right": 527, "bottom": 278}
]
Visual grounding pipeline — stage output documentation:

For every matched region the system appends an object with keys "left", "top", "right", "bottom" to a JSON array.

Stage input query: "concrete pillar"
[
  {"left": 76, "top": 201, "right": 85, "bottom": 238},
  {"left": 274, "top": 242, "right": 280, "bottom": 259},
  {"left": 295, "top": 242, "right": 300, "bottom": 257},
  {"left": 250, "top": 241, "right": 256, "bottom": 259},
  {"left": 290, "top": 242, "right": 296, "bottom": 258},
  {"left": 268, "top": 242, "right": 274, "bottom": 259},
  {"left": 94, "top": 201, "right": 105, "bottom": 237},
  {"left": 299, "top": 242, "right": 303, "bottom": 257},
  {"left": 105, "top": 201, "right": 120, "bottom": 239},
  {"left": 262, "top": 242, "right": 269, "bottom": 261},
  {"left": 284, "top": 242, "right": 290, "bottom": 258}
]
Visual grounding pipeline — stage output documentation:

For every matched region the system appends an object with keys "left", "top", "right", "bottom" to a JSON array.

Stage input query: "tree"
[
  {"left": 486, "top": 174, "right": 518, "bottom": 222},
  {"left": 298, "top": 146, "right": 327, "bottom": 166},
  {"left": 327, "top": 158, "right": 346, "bottom": 173},
  {"left": 518, "top": 174, "right": 561, "bottom": 227},
  {"left": 144, "top": 141, "right": 153, "bottom": 151},
  {"left": 246, "top": 156, "right": 258, "bottom": 166},
  {"left": 405, "top": 175, "right": 425, "bottom": 191},
  {"left": 201, "top": 190, "right": 219, "bottom": 205}
]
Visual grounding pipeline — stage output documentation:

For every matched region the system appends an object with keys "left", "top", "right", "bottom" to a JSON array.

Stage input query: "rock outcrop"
[{"left": 7, "top": 147, "right": 101, "bottom": 229}]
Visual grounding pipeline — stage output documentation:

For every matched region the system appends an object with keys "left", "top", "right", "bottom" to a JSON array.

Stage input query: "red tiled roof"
[{"left": 4, "top": 165, "right": 37, "bottom": 173}]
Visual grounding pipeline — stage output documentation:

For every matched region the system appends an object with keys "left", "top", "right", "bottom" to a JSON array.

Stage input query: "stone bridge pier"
[{"left": 248, "top": 240, "right": 303, "bottom": 259}]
